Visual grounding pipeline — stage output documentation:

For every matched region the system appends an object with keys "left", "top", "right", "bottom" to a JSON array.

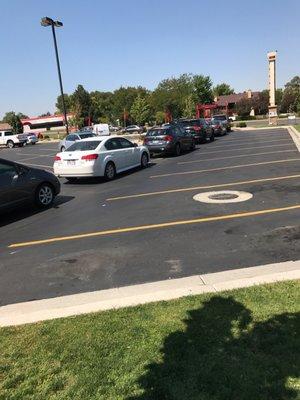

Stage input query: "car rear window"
[
  {"left": 78, "top": 133, "right": 96, "bottom": 139},
  {"left": 180, "top": 120, "right": 200, "bottom": 127},
  {"left": 147, "top": 129, "right": 168, "bottom": 136},
  {"left": 67, "top": 141, "right": 101, "bottom": 151},
  {"left": 213, "top": 115, "right": 226, "bottom": 121}
]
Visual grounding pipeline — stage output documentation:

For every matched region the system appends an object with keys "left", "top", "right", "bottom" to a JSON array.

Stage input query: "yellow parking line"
[
  {"left": 9, "top": 204, "right": 300, "bottom": 249},
  {"left": 199, "top": 143, "right": 294, "bottom": 155},
  {"left": 178, "top": 150, "right": 297, "bottom": 165},
  {"left": 107, "top": 174, "right": 300, "bottom": 201},
  {"left": 150, "top": 158, "right": 300, "bottom": 179}
]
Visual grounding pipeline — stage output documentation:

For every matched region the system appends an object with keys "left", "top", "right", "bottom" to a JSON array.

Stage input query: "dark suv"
[
  {"left": 179, "top": 119, "right": 214, "bottom": 143},
  {"left": 144, "top": 125, "right": 195, "bottom": 156},
  {"left": 211, "top": 115, "right": 231, "bottom": 132}
]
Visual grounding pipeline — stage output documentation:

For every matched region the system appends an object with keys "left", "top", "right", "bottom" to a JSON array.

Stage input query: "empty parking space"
[{"left": 0, "top": 128, "right": 299, "bottom": 306}]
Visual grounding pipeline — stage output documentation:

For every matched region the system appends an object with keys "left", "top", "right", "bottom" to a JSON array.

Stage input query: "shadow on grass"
[{"left": 128, "top": 297, "right": 299, "bottom": 400}]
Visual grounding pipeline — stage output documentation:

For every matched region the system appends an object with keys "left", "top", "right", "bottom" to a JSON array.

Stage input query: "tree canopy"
[
  {"left": 213, "top": 83, "right": 234, "bottom": 97},
  {"left": 2, "top": 111, "right": 23, "bottom": 133}
]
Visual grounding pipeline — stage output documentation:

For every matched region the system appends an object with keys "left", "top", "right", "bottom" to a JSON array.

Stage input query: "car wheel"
[
  {"left": 174, "top": 143, "right": 181, "bottom": 156},
  {"left": 141, "top": 152, "right": 149, "bottom": 168},
  {"left": 7, "top": 140, "right": 14, "bottom": 149},
  {"left": 35, "top": 183, "right": 55, "bottom": 208},
  {"left": 104, "top": 162, "right": 116, "bottom": 181},
  {"left": 32, "top": 142, "right": 36, "bottom": 145},
  {"left": 190, "top": 141, "right": 196, "bottom": 151},
  {"left": 210, "top": 133, "right": 215, "bottom": 142},
  {"left": 61, "top": 146, "right": 66, "bottom": 152}
]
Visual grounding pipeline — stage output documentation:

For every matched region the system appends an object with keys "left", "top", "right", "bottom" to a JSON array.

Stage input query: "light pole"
[{"left": 41, "top": 17, "right": 69, "bottom": 135}]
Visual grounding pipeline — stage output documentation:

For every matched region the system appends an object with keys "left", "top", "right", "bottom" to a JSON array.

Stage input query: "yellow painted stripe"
[
  {"left": 9, "top": 204, "right": 300, "bottom": 248},
  {"left": 150, "top": 158, "right": 300, "bottom": 179},
  {"left": 107, "top": 174, "right": 300, "bottom": 201},
  {"left": 177, "top": 150, "right": 297, "bottom": 165},
  {"left": 199, "top": 143, "right": 294, "bottom": 155}
]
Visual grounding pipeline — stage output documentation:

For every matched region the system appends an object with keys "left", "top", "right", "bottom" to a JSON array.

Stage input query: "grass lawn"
[
  {"left": 294, "top": 124, "right": 300, "bottom": 133},
  {"left": 0, "top": 281, "right": 299, "bottom": 400}
]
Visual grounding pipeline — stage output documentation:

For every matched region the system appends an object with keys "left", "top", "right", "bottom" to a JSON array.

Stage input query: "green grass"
[
  {"left": 294, "top": 124, "right": 300, "bottom": 133},
  {"left": 0, "top": 281, "right": 299, "bottom": 400}
]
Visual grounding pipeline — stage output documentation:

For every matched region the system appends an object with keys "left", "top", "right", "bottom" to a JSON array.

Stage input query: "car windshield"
[
  {"left": 67, "top": 141, "right": 101, "bottom": 151},
  {"left": 180, "top": 120, "right": 200, "bottom": 127},
  {"left": 213, "top": 115, "right": 226, "bottom": 121},
  {"left": 78, "top": 133, "right": 96, "bottom": 139},
  {"left": 147, "top": 129, "right": 168, "bottom": 136}
]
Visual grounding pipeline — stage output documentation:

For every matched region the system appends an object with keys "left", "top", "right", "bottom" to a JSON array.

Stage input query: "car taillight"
[
  {"left": 143, "top": 137, "right": 149, "bottom": 144},
  {"left": 81, "top": 154, "right": 98, "bottom": 160},
  {"left": 164, "top": 135, "right": 173, "bottom": 142},
  {"left": 54, "top": 155, "right": 61, "bottom": 161},
  {"left": 193, "top": 126, "right": 200, "bottom": 131}
]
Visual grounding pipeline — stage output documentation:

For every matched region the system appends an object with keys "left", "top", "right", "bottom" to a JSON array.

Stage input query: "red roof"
[{"left": 216, "top": 92, "right": 260, "bottom": 107}]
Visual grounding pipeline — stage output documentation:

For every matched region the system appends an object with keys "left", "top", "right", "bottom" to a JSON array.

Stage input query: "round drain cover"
[{"left": 193, "top": 190, "right": 253, "bottom": 204}]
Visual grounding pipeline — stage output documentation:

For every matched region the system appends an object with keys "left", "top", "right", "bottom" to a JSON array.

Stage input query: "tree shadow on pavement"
[{"left": 128, "top": 297, "right": 300, "bottom": 400}]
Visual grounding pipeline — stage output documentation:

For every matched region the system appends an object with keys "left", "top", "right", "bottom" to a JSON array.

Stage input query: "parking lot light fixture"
[{"left": 40, "top": 16, "right": 69, "bottom": 135}]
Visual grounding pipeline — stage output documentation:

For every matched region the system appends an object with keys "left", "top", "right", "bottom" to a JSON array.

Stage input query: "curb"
[
  {"left": 287, "top": 125, "right": 300, "bottom": 152},
  {"left": 0, "top": 260, "right": 299, "bottom": 327}
]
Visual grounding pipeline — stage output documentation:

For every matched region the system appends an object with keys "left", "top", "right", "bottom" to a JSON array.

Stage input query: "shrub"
[
  {"left": 237, "top": 122, "right": 247, "bottom": 128},
  {"left": 44, "top": 135, "right": 50, "bottom": 140}
]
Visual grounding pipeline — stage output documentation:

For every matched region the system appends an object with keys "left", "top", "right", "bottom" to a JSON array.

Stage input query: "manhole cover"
[
  {"left": 209, "top": 193, "right": 239, "bottom": 200},
  {"left": 193, "top": 190, "right": 253, "bottom": 204}
]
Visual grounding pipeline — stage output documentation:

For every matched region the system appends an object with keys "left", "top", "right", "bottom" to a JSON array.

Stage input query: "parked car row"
[
  {"left": 0, "top": 131, "right": 39, "bottom": 148},
  {"left": 0, "top": 114, "right": 232, "bottom": 212}
]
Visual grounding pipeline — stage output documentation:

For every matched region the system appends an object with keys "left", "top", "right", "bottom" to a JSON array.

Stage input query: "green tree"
[
  {"left": 38, "top": 112, "right": 51, "bottom": 117},
  {"left": 112, "top": 86, "right": 149, "bottom": 123},
  {"left": 252, "top": 90, "right": 269, "bottom": 115},
  {"left": 235, "top": 98, "right": 252, "bottom": 117},
  {"left": 70, "top": 85, "right": 91, "bottom": 121},
  {"left": 183, "top": 94, "right": 196, "bottom": 118},
  {"left": 213, "top": 83, "right": 234, "bottom": 97},
  {"left": 56, "top": 93, "right": 72, "bottom": 114},
  {"left": 280, "top": 76, "right": 300, "bottom": 113},
  {"left": 193, "top": 74, "right": 213, "bottom": 104},
  {"left": 2, "top": 111, "right": 23, "bottom": 133},
  {"left": 151, "top": 74, "right": 194, "bottom": 119},
  {"left": 90, "top": 91, "right": 114, "bottom": 123},
  {"left": 155, "top": 111, "right": 165, "bottom": 125},
  {"left": 17, "top": 112, "right": 28, "bottom": 119},
  {"left": 130, "top": 95, "right": 151, "bottom": 125}
]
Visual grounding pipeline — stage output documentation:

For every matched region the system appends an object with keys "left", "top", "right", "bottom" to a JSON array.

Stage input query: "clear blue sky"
[{"left": 1, "top": 0, "right": 300, "bottom": 118}]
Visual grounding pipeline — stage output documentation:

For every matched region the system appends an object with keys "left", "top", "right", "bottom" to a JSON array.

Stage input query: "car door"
[
  {"left": 119, "top": 138, "right": 139, "bottom": 168},
  {"left": 175, "top": 126, "right": 190, "bottom": 150},
  {"left": 104, "top": 138, "right": 126, "bottom": 171},
  {"left": 0, "top": 161, "right": 29, "bottom": 209},
  {"left": 65, "top": 134, "right": 76, "bottom": 149}
]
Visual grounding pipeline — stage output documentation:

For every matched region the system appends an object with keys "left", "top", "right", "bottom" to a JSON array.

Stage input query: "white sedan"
[{"left": 53, "top": 136, "right": 150, "bottom": 181}]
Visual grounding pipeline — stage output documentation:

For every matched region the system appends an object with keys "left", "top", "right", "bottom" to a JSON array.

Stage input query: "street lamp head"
[{"left": 41, "top": 17, "right": 63, "bottom": 27}]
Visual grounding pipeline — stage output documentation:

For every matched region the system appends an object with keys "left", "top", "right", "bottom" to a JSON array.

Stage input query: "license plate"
[
  {"left": 150, "top": 141, "right": 163, "bottom": 145},
  {"left": 67, "top": 160, "right": 76, "bottom": 165}
]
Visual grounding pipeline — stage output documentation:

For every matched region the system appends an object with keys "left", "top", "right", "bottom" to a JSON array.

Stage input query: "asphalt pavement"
[{"left": 0, "top": 128, "right": 299, "bottom": 306}]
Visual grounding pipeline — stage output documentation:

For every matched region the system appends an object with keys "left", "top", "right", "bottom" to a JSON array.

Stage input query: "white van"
[{"left": 92, "top": 124, "right": 110, "bottom": 136}]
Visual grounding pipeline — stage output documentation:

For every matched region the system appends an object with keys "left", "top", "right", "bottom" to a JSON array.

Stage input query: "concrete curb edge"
[{"left": 0, "top": 260, "right": 299, "bottom": 327}]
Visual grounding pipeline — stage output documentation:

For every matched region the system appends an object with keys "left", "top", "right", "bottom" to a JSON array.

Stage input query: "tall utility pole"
[
  {"left": 268, "top": 51, "right": 278, "bottom": 125},
  {"left": 41, "top": 17, "right": 69, "bottom": 135}
]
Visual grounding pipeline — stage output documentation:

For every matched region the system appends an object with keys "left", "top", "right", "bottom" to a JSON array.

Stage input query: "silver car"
[
  {"left": 26, "top": 133, "right": 38, "bottom": 145},
  {"left": 58, "top": 132, "right": 96, "bottom": 152}
]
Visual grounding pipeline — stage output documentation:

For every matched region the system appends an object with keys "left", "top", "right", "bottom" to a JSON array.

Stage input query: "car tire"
[
  {"left": 35, "top": 183, "right": 55, "bottom": 208},
  {"left": 104, "top": 161, "right": 116, "bottom": 181},
  {"left": 61, "top": 146, "right": 66, "bottom": 152},
  {"left": 174, "top": 143, "right": 181, "bottom": 156},
  {"left": 141, "top": 152, "right": 149, "bottom": 168},
  {"left": 32, "top": 142, "right": 36, "bottom": 145},
  {"left": 190, "top": 141, "right": 196, "bottom": 151},
  {"left": 7, "top": 140, "right": 14, "bottom": 149},
  {"left": 210, "top": 133, "right": 215, "bottom": 142}
]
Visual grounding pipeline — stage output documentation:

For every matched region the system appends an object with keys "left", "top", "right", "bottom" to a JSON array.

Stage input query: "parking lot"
[{"left": 0, "top": 128, "right": 299, "bottom": 306}]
